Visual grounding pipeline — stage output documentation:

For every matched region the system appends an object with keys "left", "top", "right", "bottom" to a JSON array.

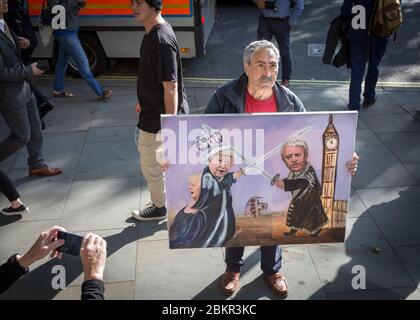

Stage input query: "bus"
[{"left": 28, "top": 0, "right": 217, "bottom": 75}]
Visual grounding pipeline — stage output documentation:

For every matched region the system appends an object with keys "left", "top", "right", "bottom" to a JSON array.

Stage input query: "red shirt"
[{"left": 244, "top": 89, "right": 277, "bottom": 113}]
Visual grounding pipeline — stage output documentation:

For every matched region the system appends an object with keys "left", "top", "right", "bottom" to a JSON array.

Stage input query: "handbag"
[{"left": 39, "top": 0, "right": 53, "bottom": 46}]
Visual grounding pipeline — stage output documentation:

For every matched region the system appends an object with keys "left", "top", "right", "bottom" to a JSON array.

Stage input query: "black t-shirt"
[{"left": 137, "top": 22, "right": 189, "bottom": 133}]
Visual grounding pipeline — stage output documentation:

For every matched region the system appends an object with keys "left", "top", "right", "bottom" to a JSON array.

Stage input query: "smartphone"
[
  {"left": 35, "top": 60, "right": 50, "bottom": 72},
  {"left": 57, "top": 231, "right": 84, "bottom": 256}
]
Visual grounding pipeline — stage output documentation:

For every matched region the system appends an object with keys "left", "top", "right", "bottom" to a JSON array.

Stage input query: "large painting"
[{"left": 161, "top": 112, "right": 357, "bottom": 248}]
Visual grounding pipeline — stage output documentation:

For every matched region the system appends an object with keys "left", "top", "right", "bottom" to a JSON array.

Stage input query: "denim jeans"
[
  {"left": 225, "top": 245, "right": 282, "bottom": 276},
  {"left": 348, "top": 36, "right": 389, "bottom": 109},
  {"left": 53, "top": 30, "right": 103, "bottom": 96},
  {"left": 257, "top": 14, "right": 292, "bottom": 80}
]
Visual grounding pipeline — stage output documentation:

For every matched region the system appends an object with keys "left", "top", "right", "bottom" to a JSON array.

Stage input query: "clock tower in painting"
[{"left": 321, "top": 114, "right": 339, "bottom": 227}]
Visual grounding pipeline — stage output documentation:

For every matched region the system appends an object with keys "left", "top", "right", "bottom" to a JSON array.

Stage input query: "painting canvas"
[{"left": 161, "top": 111, "right": 357, "bottom": 249}]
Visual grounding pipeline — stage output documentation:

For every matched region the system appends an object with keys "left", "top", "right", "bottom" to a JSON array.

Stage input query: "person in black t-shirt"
[{"left": 131, "top": 0, "right": 189, "bottom": 222}]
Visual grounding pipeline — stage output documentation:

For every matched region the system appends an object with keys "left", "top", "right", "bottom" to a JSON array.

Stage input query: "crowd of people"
[{"left": 1, "top": 0, "right": 398, "bottom": 299}]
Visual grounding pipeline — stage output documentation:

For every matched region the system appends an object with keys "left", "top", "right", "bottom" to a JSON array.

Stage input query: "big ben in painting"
[{"left": 321, "top": 114, "right": 339, "bottom": 227}]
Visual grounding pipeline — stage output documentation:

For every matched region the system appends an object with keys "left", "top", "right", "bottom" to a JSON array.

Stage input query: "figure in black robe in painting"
[
  {"left": 169, "top": 148, "right": 242, "bottom": 248},
  {"left": 275, "top": 138, "right": 329, "bottom": 236}
]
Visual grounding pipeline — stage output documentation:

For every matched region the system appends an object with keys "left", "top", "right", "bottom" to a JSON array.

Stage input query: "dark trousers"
[
  {"left": 349, "top": 36, "right": 388, "bottom": 109},
  {"left": 257, "top": 14, "right": 292, "bottom": 81},
  {"left": 0, "top": 95, "right": 44, "bottom": 169},
  {"left": 225, "top": 245, "right": 282, "bottom": 276},
  {"left": 0, "top": 170, "right": 20, "bottom": 202}
]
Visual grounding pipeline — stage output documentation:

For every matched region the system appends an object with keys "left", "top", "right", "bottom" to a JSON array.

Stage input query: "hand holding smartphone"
[
  {"left": 56, "top": 231, "right": 84, "bottom": 256},
  {"left": 35, "top": 60, "right": 50, "bottom": 72}
]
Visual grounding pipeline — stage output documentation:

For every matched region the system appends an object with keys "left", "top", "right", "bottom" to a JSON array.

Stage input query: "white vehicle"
[{"left": 29, "top": 0, "right": 217, "bottom": 75}]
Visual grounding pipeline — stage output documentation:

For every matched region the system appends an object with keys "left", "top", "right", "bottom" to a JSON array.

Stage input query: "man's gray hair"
[
  {"left": 243, "top": 40, "right": 280, "bottom": 65},
  {"left": 281, "top": 137, "right": 309, "bottom": 157}
]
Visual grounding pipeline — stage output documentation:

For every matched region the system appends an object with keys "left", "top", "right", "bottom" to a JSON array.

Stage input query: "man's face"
[
  {"left": 282, "top": 146, "right": 307, "bottom": 173},
  {"left": 0, "top": 0, "right": 9, "bottom": 16},
  {"left": 244, "top": 48, "right": 278, "bottom": 91},
  {"left": 131, "top": 0, "right": 155, "bottom": 23},
  {"left": 188, "top": 176, "right": 201, "bottom": 201},
  {"left": 208, "top": 152, "right": 234, "bottom": 179}
]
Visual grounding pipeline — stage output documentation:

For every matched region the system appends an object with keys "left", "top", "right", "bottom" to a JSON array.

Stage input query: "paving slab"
[
  {"left": 49, "top": 281, "right": 135, "bottom": 300},
  {"left": 60, "top": 177, "right": 141, "bottom": 231},
  {"left": 347, "top": 188, "right": 369, "bottom": 219},
  {"left": 385, "top": 91, "right": 420, "bottom": 106},
  {"left": 352, "top": 145, "right": 418, "bottom": 188},
  {"left": 0, "top": 168, "right": 75, "bottom": 222},
  {"left": 360, "top": 113, "right": 420, "bottom": 134},
  {"left": 355, "top": 128, "right": 383, "bottom": 148},
  {"left": 327, "top": 287, "right": 420, "bottom": 300},
  {"left": 43, "top": 114, "right": 93, "bottom": 133},
  {"left": 74, "top": 140, "right": 139, "bottom": 180},
  {"left": 13, "top": 132, "right": 86, "bottom": 169},
  {"left": 86, "top": 126, "right": 136, "bottom": 143},
  {"left": 405, "top": 164, "right": 420, "bottom": 183},
  {"left": 135, "top": 240, "right": 225, "bottom": 300},
  {"left": 293, "top": 89, "right": 347, "bottom": 111},
  {"left": 308, "top": 243, "right": 414, "bottom": 293},
  {"left": 394, "top": 246, "right": 420, "bottom": 290},
  {"left": 335, "top": 91, "right": 406, "bottom": 114},
  {"left": 356, "top": 186, "right": 420, "bottom": 247},
  {"left": 378, "top": 132, "right": 420, "bottom": 164},
  {"left": 344, "top": 217, "right": 392, "bottom": 253}
]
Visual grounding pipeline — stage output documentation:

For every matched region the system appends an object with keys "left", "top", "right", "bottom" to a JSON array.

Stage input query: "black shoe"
[
  {"left": 1, "top": 205, "right": 29, "bottom": 216},
  {"left": 131, "top": 204, "right": 166, "bottom": 221},
  {"left": 101, "top": 89, "right": 113, "bottom": 100},
  {"left": 362, "top": 96, "right": 377, "bottom": 108},
  {"left": 283, "top": 229, "right": 298, "bottom": 236},
  {"left": 347, "top": 104, "right": 361, "bottom": 111}
]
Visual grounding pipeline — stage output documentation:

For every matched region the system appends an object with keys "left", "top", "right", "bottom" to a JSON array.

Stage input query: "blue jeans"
[
  {"left": 257, "top": 14, "right": 292, "bottom": 80},
  {"left": 53, "top": 30, "right": 103, "bottom": 96},
  {"left": 225, "top": 245, "right": 282, "bottom": 276},
  {"left": 349, "top": 36, "right": 389, "bottom": 109}
]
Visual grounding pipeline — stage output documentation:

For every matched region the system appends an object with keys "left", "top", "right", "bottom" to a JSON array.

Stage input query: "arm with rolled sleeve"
[{"left": 289, "top": 0, "right": 304, "bottom": 26}]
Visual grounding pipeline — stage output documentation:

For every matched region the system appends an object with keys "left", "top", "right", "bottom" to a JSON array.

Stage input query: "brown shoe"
[
  {"left": 265, "top": 273, "right": 288, "bottom": 297},
  {"left": 281, "top": 79, "right": 290, "bottom": 87},
  {"left": 100, "top": 89, "right": 113, "bottom": 100},
  {"left": 220, "top": 272, "right": 240, "bottom": 296},
  {"left": 29, "top": 165, "right": 63, "bottom": 177}
]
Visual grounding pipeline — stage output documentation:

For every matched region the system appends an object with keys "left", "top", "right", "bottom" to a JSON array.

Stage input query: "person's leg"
[
  {"left": 261, "top": 245, "right": 287, "bottom": 296},
  {"left": 225, "top": 246, "right": 246, "bottom": 273},
  {"left": 364, "top": 37, "right": 389, "bottom": 102},
  {"left": 133, "top": 129, "right": 166, "bottom": 221},
  {"left": 271, "top": 19, "right": 292, "bottom": 81},
  {"left": 63, "top": 32, "right": 104, "bottom": 96},
  {"left": 260, "top": 245, "right": 282, "bottom": 275},
  {"left": 25, "top": 95, "right": 45, "bottom": 169},
  {"left": 0, "top": 170, "right": 20, "bottom": 203},
  {"left": 257, "top": 14, "right": 273, "bottom": 41},
  {"left": 221, "top": 246, "right": 245, "bottom": 295},
  {"left": 349, "top": 38, "right": 368, "bottom": 110},
  {"left": 0, "top": 104, "right": 30, "bottom": 162},
  {"left": 0, "top": 170, "right": 28, "bottom": 214},
  {"left": 53, "top": 34, "right": 71, "bottom": 93}
]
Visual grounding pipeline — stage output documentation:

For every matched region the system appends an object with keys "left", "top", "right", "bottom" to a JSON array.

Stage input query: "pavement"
[{"left": 1, "top": 77, "right": 420, "bottom": 300}]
